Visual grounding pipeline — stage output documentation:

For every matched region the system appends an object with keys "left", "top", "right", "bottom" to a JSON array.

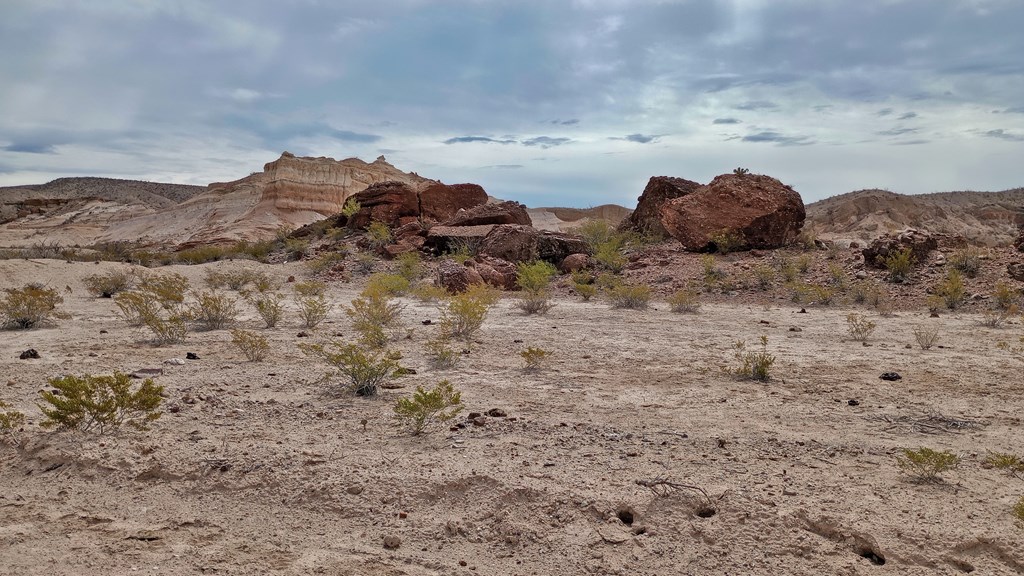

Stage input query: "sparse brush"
[
  {"left": 948, "top": 246, "right": 983, "bottom": 278},
  {"left": 778, "top": 257, "right": 798, "bottom": 282},
  {"left": 142, "top": 312, "right": 189, "bottom": 345},
  {"left": 294, "top": 280, "right": 327, "bottom": 297},
  {"left": 296, "top": 294, "right": 332, "bottom": 329},
  {"left": 306, "top": 251, "right": 346, "bottom": 274},
  {"left": 188, "top": 290, "right": 239, "bottom": 330},
  {"left": 364, "top": 273, "right": 410, "bottom": 297},
  {"left": 701, "top": 254, "right": 725, "bottom": 284},
  {"left": 925, "top": 294, "right": 945, "bottom": 315},
  {"left": 345, "top": 292, "right": 405, "bottom": 348},
  {"left": 808, "top": 283, "right": 836, "bottom": 306},
  {"left": 896, "top": 447, "right": 959, "bottom": 482},
  {"left": 223, "top": 270, "right": 258, "bottom": 291},
  {"left": 983, "top": 452, "right": 1024, "bottom": 477},
  {"left": 883, "top": 247, "right": 913, "bottom": 283},
  {"left": 708, "top": 229, "right": 744, "bottom": 254},
  {"left": 912, "top": 326, "right": 939, "bottom": 350},
  {"left": 797, "top": 230, "right": 818, "bottom": 251},
  {"left": 826, "top": 263, "right": 847, "bottom": 289},
  {"left": 284, "top": 238, "right": 310, "bottom": 260},
  {"left": 366, "top": 221, "right": 393, "bottom": 249},
  {"left": 1, "top": 284, "right": 66, "bottom": 329},
  {"left": 394, "top": 380, "right": 463, "bottom": 435},
  {"left": 668, "top": 287, "right": 701, "bottom": 313},
  {"left": 174, "top": 245, "right": 228, "bottom": 265},
  {"left": 204, "top": 269, "right": 228, "bottom": 289},
  {"left": 38, "top": 372, "right": 163, "bottom": 433},
  {"left": 424, "top": 334, "right": 460, "bottom": 369},
  {"left": 516, "top": 260, "right": 557, "bottom": 315},
  {"left": 608, "top": 283, "right": 651, "bottom": 309},
  {"left": 83, "top": 269, "right": 135, "bottom": 298},
  {"left": 231, "top": 329, "right": 270, "bottom": 362},
  {"left": 355, "top": 252, "right": 377, "bottom": 274},
  {"left": 0, "top": 400, "right": 26, "bottom": 439},
  {"left": 574, "top": 282, "right": 597, "bottom": 301},
  {"left": 440, "top": 284, "right": 499, "bottom": 339},
  {"left": 935, "top": 269, "right": 966, "bottom": 310},
  {"left": 249, "top": 272, "right": 277, "bottom": 293},
  {"left": 1014, "top": 496, "right": 1024, "bottom": 524},
  {"left": 444, "top": 239, "right": 477, "bottom": 264},
  {"left": 341, "top": 197, "right": 361, "bottom": 218},
  {"left": 410, "top": 281, "right": 448, "bottom": 303},
  {"left": 980, "top": 304, "right": 1017, "bottom": 328},
  {"left": 396, "top": 251, "right": 423, "bottom": 281},
  {"left": 796, "top": 254, "right": 813, "bottom": 274},
  {"left": 846, "top": 313, "right": 876, "bottom": 341},
  {"left": 753, "top": 265, "right": 775, "bottom": 290},
  {"left": 299, "top": 341, "right": 401, "bottom": 396},
  {"left": 521, "top": 346, "right": 551, "bottom": 372},
  {"left": 138, "top": 273, "right": 190, "bottom": 310},
  {"left": 994, "top": 282, "right": 1018, "bottom": 311},
  {"left": 249, "top": 292, "right": 286, "bottom": 328},
  {"left": 731, "top": 335, "right": 775, "bottom": 381},
  {"left": 517, "top": 292, "right": 555, "bottom": 314}
]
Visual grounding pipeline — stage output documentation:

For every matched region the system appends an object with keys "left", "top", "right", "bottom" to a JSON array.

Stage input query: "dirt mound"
[{"left": 807, "top": 188, "right": 1024, "bottom": 246}]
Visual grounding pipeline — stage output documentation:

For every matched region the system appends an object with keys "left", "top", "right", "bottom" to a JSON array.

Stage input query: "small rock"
[
  {"left": 472, "top": 416, "right": 487, "bottom": 427},
  {"left": 782, "top": 488, "right": 798, "bottom": 496},
  {"left": 467, "top": 412, "right": 482, "bottom": 419},
  {"left": 132, "top": 368, "right": 163, "bottom": 379},
  {"left": 798, "top": 308, "right": 807, "bottom": 314},
  {"left": 398, "top": 511, "right": 408, "bottom": 519},
  {"left": 421, "top": 319, "right": 432, "bottom": 325},
  {"left": 186, "top": 352, "right": 200, "bottom": 360},
  {"left": 485, "top": 408, "right": 507, "bottom": 417},
  {"left": 99, "top": 329, "right": 108, "bottom": 334},
  {"left": 879, "top": 372, "right": 902, "bottom": 381},
  {"left": 346, "top": 484, "right": 364, "bottom": 495},
  {"left": 287, "top": 275, "right": 296, "bottom": 283},
  {"left": 297, "top": 331, "right": 310, "bottom": 338},
  {"left": 164, "top": 358, "right": 186, "bottom": 366},
  {"left": 19, "top": 349, "right": 40, "bottom": 360},
  {"left": 383, "top": 535, "right": 401, "bottom": 549},
  {"left": 855, "top": 270, "right": 868, "bottom": 279},
  {"left": 848, "top": 399, "right": 860, "bottom": 406},
  {"left": 459, "top": 560, "right": 468, "bottom": 567},
  {"left": 789, "top": 327, "right": 802, "bottom": 332}
]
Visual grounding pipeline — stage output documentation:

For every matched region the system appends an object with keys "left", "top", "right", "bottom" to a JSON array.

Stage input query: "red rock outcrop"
[
  {"left": 659, "top": 173, "right": 805, "bottom": 251},
  {"left": 621, "top": 176, "right": 701, "bottom": 237},
  {"left": 479, "top": 224, "right": 540, "bottom": 263},
  {"left": 420, "top": 184, "right": 488, "bottom": 223},
  {"left": 345, "top": 181, "right": 421, "bottom": 230},
  {"left": 445, "top": 201, "right": 532, "bottom": 227},
  {"left": 436, "top": 259, "right": 483, "bottom": 293},
  {"left": 862, "top": 228, "right": 938, "bottom": 268},
  {"left": 468, "top": 255, "right": 519, "bottom": 290}
]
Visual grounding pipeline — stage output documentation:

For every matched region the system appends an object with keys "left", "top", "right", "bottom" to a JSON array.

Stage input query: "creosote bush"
[
  {"left": 341, "top": 197, "right": 361, "bottom": 218},
  {"left": 1014, "top": 496, "right": 1024, "bottom": 524},
  {"left": 895, "top": 447, "right": 959, "bottom": 482},
  {"left": 1, "top": 284, "right": 66, "bottom": 329},
  {"left": 980, "top": 304, "right": 1018, "bottom": 328},
  {"left": 345, "top": 292, "right": 405, "bottom": 348},
  {"left": 608, "top": 283, "right": 652, "bottom": 310},
  {"left": 83, "top": 269, "right": 135, "bottom": 297},
  {"left": 948, "top": 246, "right": 982, "bottom": 278},
  {"left": 424, "top": 334, "right": 460, "bottom": 369},
  {"left": 708, "top": 229, "right": 744, "bottom": 254},
  {"left": 396, "top": 251, "right": 423, "bottom": 281},
  {"left": 731, "top": 335, "right": 775, "bottom": 382},
  {"left": 393, "top": 380, "right": 463, "bottom": 435},
  {"left": 296, "top": 294, "right": 332, "bottom": 329},
  {"left": 0, "top": 400, "right": 26, "bottom": 439},
  {"left": 440, "top": 284, "right": 499, "bottom": 339},
  {"left": 249, "top": 292, "right": 286, "bottom": 328},
  {"left": 366, "top": 221, "right": 393, "bottom": 249},
  {"left": 300, "top": 341, "right": 401, "bottom": 396},
  {"left": 668, "top": 287, "right": 701, "bottom": 313},
  {"left": 38, "top": 372, "right": 163, "bottom": 433},
  {"left": 994, "top": 282, "right": 1018, "bottom": 311},
  {"left": 935, "top": 269, "right": 966, "bottom": 310},
  {"left": 410, "top": 281, "right": 448, "bottom": 303},
  {"left": 189, "top": 290, "right": 239, "bottom": 331},
  {"left": 521, "top": 346, "right": 551, "bottom": 372},
  {"left": 846, "top": 313, "right": 877, "bottom": 341},
  {"left": 984, "top": 452, "right": 1024, "bottom": 477},
  {"left": 294, "top": 280, "right": 327, "bottom": 297},
  {"left": 306, "top": 251, "right": 347, "bottom": 274},
  {"left": 364, "top": 273, "right": 410, "bottom": 297},
  {"left": 912, "top": 326, "right": 939, "bottom": 350},
  {"left": 231, "top": 329, "right": 270, "bottom": 362},
  {"left": 883, "top": 247, "right": 913, "bottom": 283},
  {"left": 516, "top": 260, "right": 557, "bottom": 315}
]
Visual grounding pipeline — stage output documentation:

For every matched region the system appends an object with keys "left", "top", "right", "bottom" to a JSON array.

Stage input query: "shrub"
[
  {"left": 980, "top": 304, "right": 1017, "bottom": 328},
  {"left": 345, "top": 292, "right": 405, "bottom": 348},
  {"left": 0, "top": 400, "right": 26, "bottom": 439},
  {"left": 708, "top": 229, "right": 744, "bottom": 254},
  {"left": 896, "top": 447, "right": 959, "bottom": 482},
  {"left": 38, "top": 372, "right": 163, "bottom": 433},
  {"left": 249, "top": 272, "right": 276, "bottom": 293},
  {"left": 668, "top": 287, "right": 701, "bottom": 313},
  {"left": 948, "top": 246, "right": 982, "bottom": 278},
  {"left": 341, "top": 197, "right": 361, "bottom": 218},
  {"left": 364, "top": 273, "right": 410, "bottom": 297},
  {"left": 701, "top": 254, "right": 725, "bottom": 283},
  {"left": 851, "top": 279, "right": 880, "bottom": 304},
  {"left": 796, "top": 254, "right": 812, "bottom": 274},
  {"left": 1015, "top": 496, "right": 1024, "bottom": 524},
  {"left": 521, "top": 346, "right": 551, "bottom": 372},
  {"left": 307, "top": 251, "right": 347, "bottom": 274},
  {"left": 846, "top": 313, "right": 876, "bottom": 341},
  {"left": 299, "top": 341, "right": 401, "bottom": 396},
  {"left": 394, "top": 380, "right": 463, "bottom": 435},
  {"left": 984, "top": 452, "right": 1024, "bottom": 477},
  {"left": 175, "top": 245, "right": 228, "bottom": 264},
  {"left": 396, "top": 251, "right": 423, "bottom": 281},
  {"left": 249, "top": 292, "right": 286, "bottom": 328},
  {"left": 574, "top": 282, "right": 597, "bottom": 301},
  {"left": 366, "top": 221, "right": 393, "bottom": 249},
  {"left": 143, "top": 314, "right": 189, "bottom": 345},
  {"left": 440, "top": 284, "right": 499, "bottom": 339},
  {"left": 284, "top": 238, "right": 310, "bottom": 260},
  {"left": 883, "top": 247, "right": 913, "bottom": 283},
  {"left": 826, "top": 263, "right": 847, "bottom": 289},
  {"left": 935, "top": 269, "right": 966, "bottom": 310},
  {"left": 203, "top": 269, "right": 229, "bottom": 289},
  {"left": 808, "top": 283, "right": 837, "bottom": 306},
  {"left": 297, "top": 294, "right": 332, "bottom": 329},
  {"left": 424, "top": 335, "right": 460, "bottom": 369},
  {"left": 116, "top": 280, "right": 189, "bottom": 344},
  {"left": 223, "top": 270, "right": 259, "bottom": 291},
  {"left": 608, "top": 283, "right": 651, "bottom": 310},
  {"left": 138, "top": 273, "right": 189, "bottom": 309},
  {"left": 444, "top": 239, "right": 477, "bottom": 264},
  {"left": 231, "top": 240, "right": 274, "bottom": 262},
  {"left": 1, "top": 285, "right": 66, "bottom": 329},
  {"left": 294, "top": 280, "right": 327, "bottom": 297},
  {"left": 516, "top": 260, "right": 557, "bottom": 315},
  {"left": 733, "top": 167, "right": 750, "bottom": 176},
  {"left": 410, "top": 282, "right": 448, "bottom": 303},
  {"left": 925, "top": 294, "right": 945, "bottom": 315},
  {"left": 912, "top": 326, "right": 939, "bottom": 350},
  {"left": 189, "top": 290, "right": 239, "bottom": 331},
  {"left": 231, "top": 329, "right": 269, "bottom": 362},
  {"left": 778, "top": 257, "right": 798, "bottom": 282},
  {"left": 752, "top": 265, "right": 775, "bottom": 291},
  {"left": 994, "top": 282, "right": 1018, "bottom": 310},
  {"left": 83, "top": 270, "right": 135, "bottom": 297},
  {"left": 731, "top": 336, "right": 775, "bottom": 381},
  {"left": 354, "top": 252, "right": 377, "bottom": 274}
]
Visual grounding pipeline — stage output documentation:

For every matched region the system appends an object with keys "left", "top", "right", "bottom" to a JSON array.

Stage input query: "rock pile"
[{"left": 862, "top": 228, "right": 938, "bottom": 268}]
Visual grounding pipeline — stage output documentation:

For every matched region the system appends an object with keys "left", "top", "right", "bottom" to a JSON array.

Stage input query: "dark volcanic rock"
[
  {"left": 419, "top": 183, "right": 488, "bottom": 223},
  {"left": 621, "top": 176, "right": 702, "bottom": 237},
  {"left": 862, "top": 228, "right": 938, "bottom": 269},
  {"left": 445, "top": 200, "right": 532, "bottom": 227}
]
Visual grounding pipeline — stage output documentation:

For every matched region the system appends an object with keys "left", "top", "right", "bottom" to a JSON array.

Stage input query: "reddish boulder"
[
  {"left": 659, "top": 173, "right": 805, "bottom": 252},
  {"left": 862, "top": 228, "right": 938, "bottom": 269},
  {"left": 445, "top": 201, "right": 532, "bottom": 227},
  {"left": 621, "top": 176, "right": 702, "bottom": 237},
  {"left": 436, "top": 259, "right": 483, "bottom": 293},
  {"left": 559, "top": 253, "right": 589, "bottom": 273},
  {"left": 538, "top": 231, "right": 590, "bottom": 263},
  {"left": 479, "top": 224, "right": 540, "bottom": 263},
  {"left": 425, "top": 225, "right": 494, "bottom": 254},
  {"left": 346, "top": 181, "right": 419, "bottom": 229},
  {"left": 468, "top": 255, "right": 519, "bottom": 290},
  {"left": 419, "top": 183, "right": 488, "bottom": 223}
]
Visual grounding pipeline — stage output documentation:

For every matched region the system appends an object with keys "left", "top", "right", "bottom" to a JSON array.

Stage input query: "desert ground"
[{"left": 1, "top": 258, "right": 1023, "bottom": 575}]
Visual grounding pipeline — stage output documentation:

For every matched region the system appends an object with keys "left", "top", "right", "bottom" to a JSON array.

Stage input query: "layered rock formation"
[
  {"left": 659, "top": 173, "right": 805, "bottom": 251},
  {"left": 620, "top": 176, "right": 701, "bottom": 237}
]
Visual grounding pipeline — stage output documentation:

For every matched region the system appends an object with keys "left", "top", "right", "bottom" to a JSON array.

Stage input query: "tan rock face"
[{"left": 659, "top": 173, "right": 805, "bottom": 252}]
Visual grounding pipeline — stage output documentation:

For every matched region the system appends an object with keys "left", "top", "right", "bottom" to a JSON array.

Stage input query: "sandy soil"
[{"left": 1, "top": 259, "right": 1023, "bottom": 575}]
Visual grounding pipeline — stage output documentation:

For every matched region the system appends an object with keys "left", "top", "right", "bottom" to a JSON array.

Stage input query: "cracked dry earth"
[{"left": 1, "top": 259, "right": 1023, "bottom": 575}]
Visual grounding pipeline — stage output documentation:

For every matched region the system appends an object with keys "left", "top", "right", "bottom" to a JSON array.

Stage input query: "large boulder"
[
  {"left": 419, "top": 183, "right": 488, "bottom": 223},
  {"left": 445, "top": 201, "right": 532, "bottom": 227},
  {"left": 621, "top": 176, "right": 701, "bottom": 237},
  {"left": 479, "top": 224, "right": 540, "bottom": 263},
  {"left": 425, "top": 225, "right": 495, "bottom": 254},
  {"left": 862, "top": 228, "right": 938, "bottom": 269},
  {"left": 436, "top": 259, "right": 483, "bottom": 293},
  {"left": 538, "top": 231, "right": 590, "bottom": 263},
  {"left": 659, "top": 173, "right": 805, "bottom": 251},
  {"left": 346, "top": 181, "right": 420, "bottom": 229},
  {"left": 468, "top": 255, "right": 519, "bottom": 290}
]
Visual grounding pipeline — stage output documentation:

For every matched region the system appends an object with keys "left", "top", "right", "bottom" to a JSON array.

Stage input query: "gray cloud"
[
  {"left": 877, "top": 128, "right": 920, "bottom": 136},
  {"left": 712, "top": 118, "right": 742, "bottom": 125},
  {"left": 443, "top": 136, "right": 516, "bottom": 145},
  {"left": 521, "top": 136, "right": 572, "bottom": 148},
  {"left": 550, "top": 119, "right": 579, "bottom": 126},
  {"left": 877, "top": 108, "right": 894, "bottom": 116},
  {"left": 897, "top": 112, "right": 918, "bottom": 120},
  {"left": 482, "top": 164, "right": 524, "bottom": 170},
  {"left": 983, "top": 129, "right": 1024, "bottom": 142},
  {"left": 4, "top": 143, "right": 58, "bottom": 154},
  {"left": 734, "top": 100, "right": 779, "bottom": 111},
  {"left": 742, "top": 131, "right": 814, "bottom": 146},
  {"left": 610, "top": 134, "right": 663, "bottom": 144}
]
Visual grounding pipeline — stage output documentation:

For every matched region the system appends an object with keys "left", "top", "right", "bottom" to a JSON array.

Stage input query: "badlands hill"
[{"left": 806, "top": 187, "right": 1024, "bottom": 245}]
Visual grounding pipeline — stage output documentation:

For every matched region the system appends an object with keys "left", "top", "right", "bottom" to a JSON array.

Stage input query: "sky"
[{"left": 1, "top": 0, "right": 1022, "bottom": 207}]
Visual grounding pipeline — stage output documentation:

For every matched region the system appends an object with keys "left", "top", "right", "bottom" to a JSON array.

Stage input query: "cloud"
[
  {"left": 609, "top": 133, "right": 663, "bottom": 144},
  {"left": 326, "top": 129, "right": 381, "bottom": 143},
  {"left": 741, "top": 131, "right": 814, "bottom": 146},
  {"left": 983, "top": 129, "right": 1024, "bottom": 142},
  {"left": 712, "top": 118, "right": 741, "bottom": 125},
  {"left": 876, "top": 108, "right": 894, "bottom": 116},
  {"left": 521, "top": 136, "right": 572, "bottom": 148},
  {"left": 4, "top": 143, "right": 57, "bottom": 154},
  {"left": 443, "top": 136, "right": 516, "bottom": 145},
  {"left": 734, "top": 100, "right": 779, "bottom": 111},
  {"left": 877, "top": 127, "right": 920, "bottom": 136},
  {"left": 897, "top": 112, "right": 918, "bottom": 120},
  {"left": 550, "top": 119, "right": 580, "bottom": 126},
  {"left": 481, "top": 164, "right": 524, "bottom": 170}
]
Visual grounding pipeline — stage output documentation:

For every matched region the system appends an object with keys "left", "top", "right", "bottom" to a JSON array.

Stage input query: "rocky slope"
[{"left": 806, "top": 188, "right": 1024, "bottom": 246}]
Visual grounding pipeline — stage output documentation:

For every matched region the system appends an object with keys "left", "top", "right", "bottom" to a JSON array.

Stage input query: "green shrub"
[
  {"left": 1014, "top": 496, "right": 1024, "bottom": 524},
  {"left": 948, "top": 246, "right": 982, "bottom": 278},
  {"left": 575, "top": 221, "right": 628, "bottom": 272},
  {"left": 896, "top": 447, "right": 959, "bottom": 482},
  {"left": 83, "top": 270, "right": 135, "bottom": 298},
  {"left": 364, "top": 273, "right": 411, "bottom": 297},
  {"left": 38, "top": 372, "right": 163, "bottom": 433},
  {"left": 1, "top": 285, "right": 66, "bottom": 329},
  {"left": 231, "top": 239, "right": 274, "bottom": 262},
  {"left": 424, "top": 335, "right": 460, "bottom": 369},
  {"left": 994, "top": 282, "right": 1018, "bottom": 311},
  {"left": 778, "top": 257, "right": 798, "bottom": 282},
  {"left": 826, "top": 263, "right": 847, "bottom": 289},
  {"left": 0, "top": 400, "right": 26, "bottom": 438},
  {"left": 912, "top": 326, "right": 939, "bottom": 350},
  {"left": 231, "top": 329, "right": 269, "bottom": 362},
  {"left": 297, "top": 294, "right": 332, "bottom": 329},
  {"left": 521, "top": 346, "right": 551, "bottom": 372},
  {"left": 138, "top": 273, "right": 190, "bottom": 309},
  {"left": 795, "top": 254, "right": 813, "bottom": 274},
  {"left": 345, "top": 292, "right": 405, "bottom": 348},
  {"left": 752, "top": 265, "right": 775, "bottom": 291},
  {"left": 440, "top": 284, "right": 499, "bottom": 339},
  {"left": 394, "top": 380, "right": 463, "bottom": 435},
  {"left": 984, "top": 452, "right": 1024, "bottom": 476},
  {"left": 341, "top": 197, "right": 361, "bottom": 218},
  {"left": 846, "top": 313, "right": 876, "bottom": 341},
  {"left": 410, "top": 282, "right": 448, "bottom": 303},
  {"left": 574, "top": 282, "right": 597, "bottom": 301},
  {"left": 935, "top": 269, "right": 966, "bottom": 310},
  {"left": 300, "top": 341, "right": 401, "bottom": 396},
  {"left": 608, "top": 283, "right": 651, "bottom": 309},
  {"left": 188, "top": 290, "right": 239, "bottom": 331},
  {"left": 294, "top": 280, "right": 327, "bottom": 297},
  {"left": 731, "top": 336, "right": 775, "bottom": 381},
  {"left": 516, "top": 260, "right": 557, "bottom": 315},
  {"left": 115, "top": 276, "right": 189, "bottom": 343},
  {"left": 883, "top": 247, "right": 913, "bottom": 283},
  {"left": 354, "top": 252, "right": 377, "bottom": 274},
  {"left": 708, "top": 229, "right": 744, "bottom": 254},
  {"left": 701, "top": 254, "right": 725, "bottom": 284},
  {"left": 249, "top": 292, "right": 286, "bottom": 328},
  {"left": 367, "top": 221, "right": 393, "bottom": 249},
  {"left": 175, "top": 245, "right": 228, "bottom": 264},
  {"left": 444, "top": 239, "right": 477, "bottom": 264},
  {"left": 307, "top": 251, "right": 347, "bottom": 274},
  {"left": 593, "top": 243, "right": 627, "bottom": 272},
  {"left": 143, "top": 313, "right": 189, "bottom": 345},
  {"left": 980, "top": 304, "right": 1017, "bottom": 328},
  {"left": 284, "top": 238, "right": 310, "bottom": 260},
  {"left": 668, "top": 287, "right": 701, "bottom": 313},
  {"left": 396, "top": 251, "right": 423, "bottom": 281},
  {"left": 733, "top": 167, "right": 750, "bottom": 176}
]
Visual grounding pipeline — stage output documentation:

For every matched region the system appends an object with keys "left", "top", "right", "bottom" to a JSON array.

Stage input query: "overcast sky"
[{"left": 1, "top": 0, "right": 1022, "bottom": 206}]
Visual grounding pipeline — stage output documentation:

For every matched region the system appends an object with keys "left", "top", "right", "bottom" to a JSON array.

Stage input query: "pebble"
[
  {"left": 346, "top": 484, "right": 364, "bottom": 495},
  {"left": 383, "top": 535, "right": 401, "bottom": 549},
  {"left": 164, "top": 358, "right": 186, "bottom": 366}
]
